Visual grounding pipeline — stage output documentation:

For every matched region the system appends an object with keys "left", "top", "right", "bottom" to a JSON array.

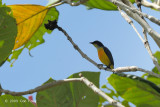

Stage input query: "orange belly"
[{"left": 98, "top": 48, "right": 111, "bottom": 67}]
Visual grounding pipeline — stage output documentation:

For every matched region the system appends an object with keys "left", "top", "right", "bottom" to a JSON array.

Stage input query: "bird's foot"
[
  {"left": 104, "top": 66, "right": 111, "bottom": 71},
  {"left": 104, "top": 67, "right": 115, "bottom": 74},
  {"left": 97, "top": 64, "right": 104, "bottom": 69}
]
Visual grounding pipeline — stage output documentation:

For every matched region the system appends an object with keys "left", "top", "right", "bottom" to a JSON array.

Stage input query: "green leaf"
[
  {"left": 98, "top": 96, "right": 106, "bottom": 107},
  {"left": 0, "top": 95, "right": 35, "bottom": 107},
  {"left": 83, "top": 0, "right": 135, "bottom": 10},
  {"left": 108, "top": 73, "right": 160, "bottom": 107},
  {"left": 101, "top": 84, "right": 119, "bottom": 98},
  {"left": 0, "top": 2, "right": 17, "bottom": 66},
  {"left": 154, "top": 51, "right": 160, "bottom": 65},
  {"left": 84, "top": 0, "right": 117, "bottom": 10},
  {"left": 144, "top": 67, "right": 160, "bottom": 88},
  {"left": 7, "top": 47, "right": 24, "bottom": 67},
  {"left": 36, "top": 71, "right": 100, "bottom": 107},
  {"left": 121, "top": 100, "right": 130, "bottom": 107},
  {"left": 25, "top": 7, "right": 59, "bottom": 51},
  {"left": 48, "top": 0, "right": 135, "bottom": 10},
  {"left": 100, "top": 84, "right": 131, "bottom": 107},
  {"left": 8, "top": 7, "right": 59, "bottom": 65}
]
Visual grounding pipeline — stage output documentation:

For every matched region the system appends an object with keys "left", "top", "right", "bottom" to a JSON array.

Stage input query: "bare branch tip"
[{"left": 79, "top": 73, "right": 83, "bottom": 77}]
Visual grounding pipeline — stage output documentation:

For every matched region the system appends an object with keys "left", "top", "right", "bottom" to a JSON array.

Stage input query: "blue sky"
[{"left": 1, "top": 0, "right": 160, "bottom": 102}]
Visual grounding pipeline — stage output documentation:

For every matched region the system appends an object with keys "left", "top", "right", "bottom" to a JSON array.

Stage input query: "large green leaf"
[
  {"left": 108, "top": 73, "right": 160, "bottom": 107},
  {"left": 0, "top": 1, "right": 17, "bottom": 66},
  {"left": 0, "top": 95, "right": 35, "bottom": 107},
  {"left": 36, "top": 71, "right": 100, "bottom": 107},
  {"left": 8, "top": 7, "right": 59, "bottom": 65}
]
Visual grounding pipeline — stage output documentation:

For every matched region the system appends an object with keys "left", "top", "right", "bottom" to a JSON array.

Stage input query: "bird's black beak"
[{"left": 90, "top": 42, "right": 93, "bottom": 44}]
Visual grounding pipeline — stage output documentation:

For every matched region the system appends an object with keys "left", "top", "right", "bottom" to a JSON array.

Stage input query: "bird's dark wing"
[{"left": 103, "top": 46, "right": 114, "bottom": 66}]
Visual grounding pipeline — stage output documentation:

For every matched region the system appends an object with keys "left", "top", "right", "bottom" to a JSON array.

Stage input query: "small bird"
[{"left": 90, "top": 40, "right": 114, "bottom": 69}]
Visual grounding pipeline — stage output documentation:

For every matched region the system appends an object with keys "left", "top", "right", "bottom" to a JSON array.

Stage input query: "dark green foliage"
[{"left": 36, "top": 71, "right": 100, "bottom": 107}]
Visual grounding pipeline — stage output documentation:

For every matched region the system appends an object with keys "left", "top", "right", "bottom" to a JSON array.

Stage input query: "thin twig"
[
  {"left": 115, "top": 0, "right": 160, "bottom": 26},
  {"left": 48, "top": 1, "right": 65, "bottom": 8},
  {"left": 107, "top": 0, "right": 160, "bottom": 48},
  {"left": 141, "top": 0, "right": 160, "bottom": 10},
  {"left": 115, "top": 0, "right": 160, "bottom": 72},
  {"left": 56, "top": 25, "right": 160, "bottom": 78},
  {"left": 118, "top": 7, "right": 145, "bottom": 42},
  {"left": 118, "top": 7, "right": 160, "bottom": 73},
  {"left": 108, "top": 0, "right": 160, "bottom": 26},
  {"left": 64, "top": 0, "right": 160, "bottom": 26},
  {"left": 56, "top": 26, "right": 103, "bottom": 69},
  {"left": 143, "top": 31, "right": 160, "bottom": 72},
  {"left": 122, "top": 0, "right": 160, "bottom": 72},
  {"left": 63, "top": 0, "right": 160, "bottom": 26},
  {"left": 63, "top": 0, "right": 89, "bottom": 6}
]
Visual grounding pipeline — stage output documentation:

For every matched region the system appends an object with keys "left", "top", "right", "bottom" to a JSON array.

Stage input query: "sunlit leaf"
[
  {"left": 0, "top": 2, "right": 17, "bottom": 66},
  {"left": 154, "top": 51, "right": 160, "bottom": 65},
  {"left": 84, "top": 0, "right": 117, "bottom": 10},
  {"left": 108, "top": 73, "right": 160, "bottom": 107},
  {"left": 36, "top": 71, "right": 100, "bottom": 107},
  {"left": 143, "top": 67, "right": 160, "bottom": 88},
  {"left": 8, "top": 5, "right": 59, "bottom": 65},
  {"left": 84, "top": 0, "right": 135, "bottom": 10},
  {"left": 48, "top": 0, "right": 135, "bottom": 10},
  {"left": 0, "top": 95, "right": 35, "bottom": 107},
  {"left": 8, "top": 5, "right": 58, "bottom": 49}
]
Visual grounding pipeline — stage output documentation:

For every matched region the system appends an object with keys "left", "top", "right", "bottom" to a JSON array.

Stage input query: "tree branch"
[
  {"left": 60, "top": 0, "right": 160, "bottom": 26},
  {"left": 56, "top": 25, "right": 160, "bottom": 78},
  {"left": 0, "top": 78, "right": 82, "bottom": 96},
  {"left": 0, "top": 74, "right": 124, "bottom": 107},
  {"left": 113, "top": 66, "right": 160, "bottom": 78},
  {"left": 118, "top": 7, "right": 160, "bottom": 72},
  {"left": 143, "top": 31, "right": 160, "bottom": 72},
  {"left": 116, "top": 0, "right": 160, "bottom": 26},
  {"left": 68, "top": 0, "right": 89, "bottom": 6},
  {"left": 118, "top": 7, "right": 145, "bottom": 42},
  {"left": 51, "top": 0, "right": 160, "bottom": 48},
  {"left": 48, "top": 1, "right": 65, "bottom": 8},
  {"left": 79, "top": 73, "right": 124, "bottom": 107},
  {"left": 141, "top": 0, "right": 160, "bottom": 10},
  {"left": 51, "top": 0, "right": 89, "bottom": 6},
  {"left": 56, "top": 26, "right": 103, "bottom": 69},
  {"left": 107, "top": 0, "right": 160, "bottom": 48}
]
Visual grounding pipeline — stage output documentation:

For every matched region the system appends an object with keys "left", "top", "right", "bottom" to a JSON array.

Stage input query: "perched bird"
[{"left": 90, "top": 40, "right": 114, "bottom": 69}]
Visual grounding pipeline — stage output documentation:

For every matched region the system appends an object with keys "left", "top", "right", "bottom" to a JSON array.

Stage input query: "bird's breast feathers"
[{"left": 98, "top": 47, "right": 111, "bottom": 67}]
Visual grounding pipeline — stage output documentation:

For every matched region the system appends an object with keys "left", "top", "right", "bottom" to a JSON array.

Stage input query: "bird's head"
[{"left": 90, "top": 40, "right": 104, "bottom": 49}]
